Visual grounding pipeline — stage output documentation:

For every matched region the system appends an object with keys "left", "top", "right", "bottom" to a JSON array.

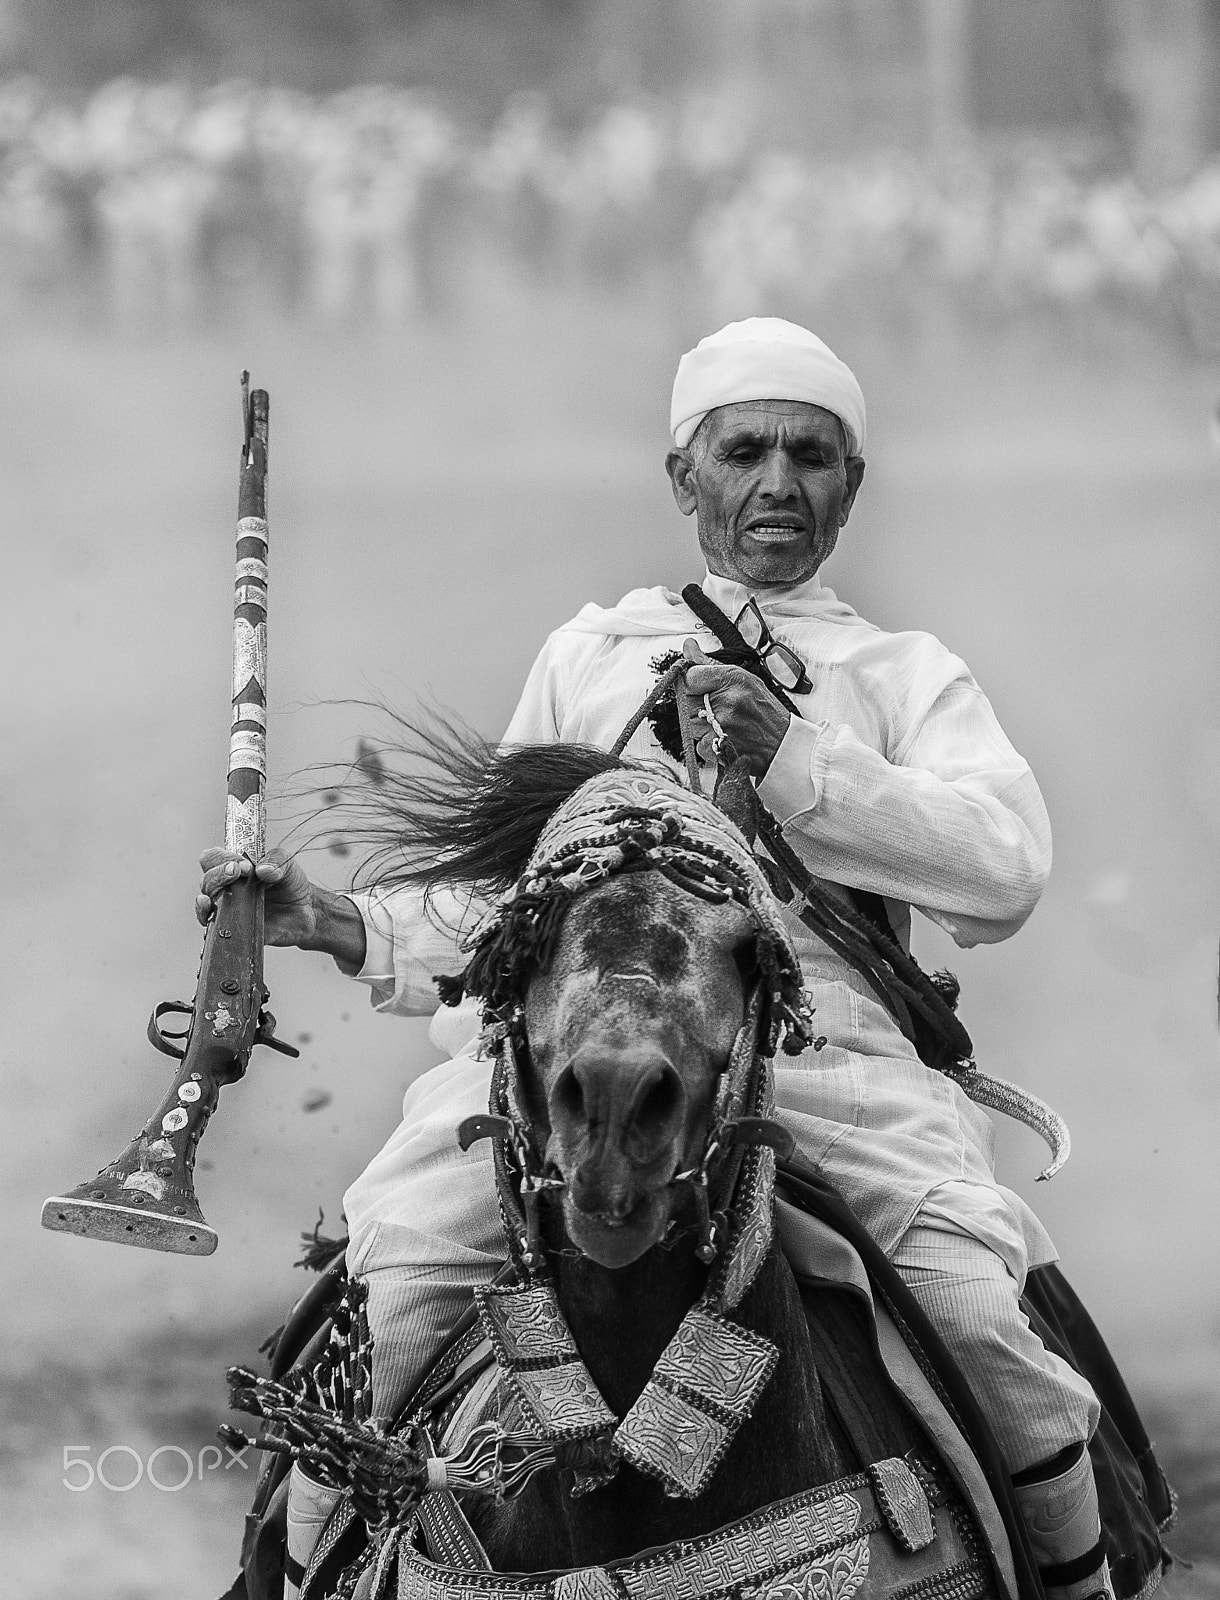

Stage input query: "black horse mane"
[{"left": 335, "top": 708, "right": 633, "bottom": 908}]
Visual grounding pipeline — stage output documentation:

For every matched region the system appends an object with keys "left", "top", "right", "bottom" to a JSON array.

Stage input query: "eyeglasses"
[{"left": 734, "top": 598, "right": 813, "bottom": 694}]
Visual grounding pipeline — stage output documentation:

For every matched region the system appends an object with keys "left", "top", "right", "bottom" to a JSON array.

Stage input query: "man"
[{"left": 201, "top": 319, "right": 1112, "bottom": 1600}]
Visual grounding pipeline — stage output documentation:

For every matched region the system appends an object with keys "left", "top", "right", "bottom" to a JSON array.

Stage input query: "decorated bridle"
[{"left": 444, "top": 766, "right": 817, "bottom": 1498}]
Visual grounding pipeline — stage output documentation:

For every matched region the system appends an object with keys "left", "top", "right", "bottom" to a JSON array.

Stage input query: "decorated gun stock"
[{"left": 41, "top": 377, "right": 298, "bottom": 1257}]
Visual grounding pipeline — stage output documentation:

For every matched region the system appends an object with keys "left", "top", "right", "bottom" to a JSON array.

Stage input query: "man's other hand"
[
  {"left": 196, "top": 846, "right": 320, "bottom": 947},
  {"left": 681, "top": 639, "right": 791, "bottom": 779}
]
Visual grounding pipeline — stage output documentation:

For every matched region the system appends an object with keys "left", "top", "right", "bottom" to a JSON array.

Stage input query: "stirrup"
[{"left": 1040, "top": 1553, "right": 1116, "bottom": 1600}]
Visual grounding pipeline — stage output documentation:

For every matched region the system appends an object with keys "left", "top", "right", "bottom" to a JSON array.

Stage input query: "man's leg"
[
  {"left": 891, "top": 1215, "right": 1113, "bottom": 1600},
  {"left": 344, "top": 1048, "right": 506, "bottom": 1420},
  {"left": 285, "top": 1049, "right": 504, "bottom": 1598}
]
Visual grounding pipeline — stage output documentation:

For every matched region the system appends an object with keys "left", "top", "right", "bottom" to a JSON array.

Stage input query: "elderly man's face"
[{"left": 665, "top": 400, "right": 864, "bottom": 588}]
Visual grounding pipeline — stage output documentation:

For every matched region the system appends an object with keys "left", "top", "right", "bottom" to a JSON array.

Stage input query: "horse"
[{"left": 222, "top": 734, "right": 1172, "bottom": 1600}]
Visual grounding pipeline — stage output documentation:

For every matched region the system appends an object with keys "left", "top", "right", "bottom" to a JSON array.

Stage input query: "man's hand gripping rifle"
[{"left": 40, "top": 377, "right": 298, "bottom": 1258}]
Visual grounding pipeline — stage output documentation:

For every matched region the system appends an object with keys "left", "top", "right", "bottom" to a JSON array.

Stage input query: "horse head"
[
  {"left": 452, "top": 765, "right": 811, "bottom": 1278},
  {"left": 523, "top": 869, "right": 756, "bottom": 1267}
]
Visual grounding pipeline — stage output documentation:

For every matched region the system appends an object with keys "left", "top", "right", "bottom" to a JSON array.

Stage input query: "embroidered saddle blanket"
[{"left": 403, "top": 1454, "right": 986, "bottom": 1600}]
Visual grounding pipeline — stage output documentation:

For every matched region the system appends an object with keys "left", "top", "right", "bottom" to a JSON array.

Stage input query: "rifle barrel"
[{"left": 228, "top": 383, "right": 270, "bottom": 861}]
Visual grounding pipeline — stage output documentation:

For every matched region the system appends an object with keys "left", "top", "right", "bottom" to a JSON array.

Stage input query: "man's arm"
[
  {"left": 299, "top": 885, "right": 368, "bottom": 974},
  {"left": 683, "top": 641, "right": 1050, "bottom": 948},
  {"left": 756, "top": 676, "right": 1051, "bottom": 947}
]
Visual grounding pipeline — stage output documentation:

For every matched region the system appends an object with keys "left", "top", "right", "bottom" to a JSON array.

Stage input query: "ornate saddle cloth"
[
  {"left": 390, "top": 1286, "right": 992, "bottom": 1600},
  {"left": 406, "top": 1452, "right": 989, "bottom": 1600}
]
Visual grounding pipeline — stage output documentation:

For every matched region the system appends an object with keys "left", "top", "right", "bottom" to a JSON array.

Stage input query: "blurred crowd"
[{"left": 1, "top": 75, "right": 1218, "bottom": 340}]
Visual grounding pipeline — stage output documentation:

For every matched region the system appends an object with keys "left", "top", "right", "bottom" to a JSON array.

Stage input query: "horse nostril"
[
  {"left": 550, "top": 1064, "right": 585, "bottom": 1127},
  {"left": 631, "top": 1065, "right": 684, "bottom": 1137},
  {"left": 636, "top": 1068, "right": 679, "bottom": 1125}
]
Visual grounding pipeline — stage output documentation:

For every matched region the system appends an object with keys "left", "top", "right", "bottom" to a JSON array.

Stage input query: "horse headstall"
[{"left": 437, "top": 768, "right": 818, "bottom": 1062}]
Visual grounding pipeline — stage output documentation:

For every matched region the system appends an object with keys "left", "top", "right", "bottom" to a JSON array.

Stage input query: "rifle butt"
[
  {"left": 40, "top": 873, "right": 266, "bottom": 1255},
  {"left": 40, "top": 1190, "right": 219, "bottom": 1256},
  {"left": 40, "top": 1067, "right": 222, "bottom": 1256}
]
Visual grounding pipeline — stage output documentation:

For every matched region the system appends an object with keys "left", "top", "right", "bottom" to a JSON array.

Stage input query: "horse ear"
[{"left": 713, "top": 758, "right": 758, "bottom": 845}]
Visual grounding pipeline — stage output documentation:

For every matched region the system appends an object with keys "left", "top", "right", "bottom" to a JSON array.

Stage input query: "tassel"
[
  {"left": 434, "top": 971, "right": 467, "bottom": 1007},
  {"left": 427, "top": 1423, "right": 556, "bottom": 1499},
  {"left": 295, "top": 1209, "right": 349, "bottom": 1272},
  {"left": 930, "top": 967, "right": 961, "bottom": 1010}
]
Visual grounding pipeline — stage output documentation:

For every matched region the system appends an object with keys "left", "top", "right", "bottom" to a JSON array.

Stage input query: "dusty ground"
[{"left": 1, "top": 284, "right": 1217, "bottom": 1594}]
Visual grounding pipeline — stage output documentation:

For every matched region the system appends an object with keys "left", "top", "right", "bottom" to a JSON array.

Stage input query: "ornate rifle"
[{"left": 41, "top": 375, "right": 298, "bottom": 1257}]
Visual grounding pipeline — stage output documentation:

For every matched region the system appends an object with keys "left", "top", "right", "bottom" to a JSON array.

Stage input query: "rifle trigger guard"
[
  {"left": 148, "top": 1000, "right": 194, "bottom": 1060},
  {"left": 256, "top": 1008, "right": 301, "bottom": 1058}
]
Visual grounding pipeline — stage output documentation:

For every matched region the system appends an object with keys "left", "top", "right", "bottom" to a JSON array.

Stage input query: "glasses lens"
[
  {"left": 735, "top": 600, "right": 765, "bottom": 650},
  {"left": 765, "top": 643, "right": 804, "bottom": 690}
]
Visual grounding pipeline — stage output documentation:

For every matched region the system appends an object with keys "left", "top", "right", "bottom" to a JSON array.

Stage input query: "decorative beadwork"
[
  {"left": 474, "top": 1280, "right": 615, "bottom": 1441},
  {"left": 741, "top": 1540, "right": 870, "bottom": 1600},
  {"left": 480, "top": 1283, "right": 580, "bottom": 1363},
  {"left": 649, "top": 1309, "right": 777, "bottom": 1414},
  {"left": 714, "top": 1144, "right": 775, "bottom": 1313},
  {"left": 550, "top": 1568, "right": 622, "bottom": 1600},
  {"left": 476, "top": 1266, "right": 781, "bottom": 1496},
  {"left": 510, "top": 1362, "right": 616, "bottom": 1440},
  {"left": 398, "top": 1571, "right": 550, "bottom": 1600},
  {"left": 868, "top": 1457, "right": 935, "bottom": 1553},
  {"left": 614, "top": 1387, "right": 735, "bottom": 1498},
  {"left": 884, "top": 1560, "right": 990, "bottom": 1600},
  {"left": 457, "top": 767, "right": 816, "bottom": 1058},
  {"left": 617, "top": 1489, "right": 862, "bottom": 1599}
]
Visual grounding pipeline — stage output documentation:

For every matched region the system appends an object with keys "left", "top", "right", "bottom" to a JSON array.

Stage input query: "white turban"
[{"left": 670, "top": 317, "right": 866, "bottom": 456}]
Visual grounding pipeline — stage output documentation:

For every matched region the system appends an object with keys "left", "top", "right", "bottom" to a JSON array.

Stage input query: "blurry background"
[{"left": 0, "top": 2, "right": 1217, "bottom": 1594}]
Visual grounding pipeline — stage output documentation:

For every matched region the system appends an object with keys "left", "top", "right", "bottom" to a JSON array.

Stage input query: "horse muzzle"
[
  {"left": 562, "top": 1183, "right": 673, "bottom": 1268},
  {"left": 547, "top": 1049, "right": 692, "bottom": 1267}
]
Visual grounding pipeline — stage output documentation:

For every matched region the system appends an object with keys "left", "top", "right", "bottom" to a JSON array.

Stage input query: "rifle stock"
[{"left": 41, "top": 377, "right": 296, "bottom": 1257}]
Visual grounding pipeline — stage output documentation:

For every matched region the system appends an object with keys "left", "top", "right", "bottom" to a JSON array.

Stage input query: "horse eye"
[{"left": 731, "top": 938, "right": 760, "bottom": 984}]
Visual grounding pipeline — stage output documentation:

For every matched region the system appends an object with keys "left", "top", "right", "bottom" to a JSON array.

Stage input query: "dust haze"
[{"left": 1, "top": 3, "right": 1218, "bottom": 1593}]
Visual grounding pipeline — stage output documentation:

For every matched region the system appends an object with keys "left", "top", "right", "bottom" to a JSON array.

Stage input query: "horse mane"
[{"left": 335, "top": 707, "right": 633, "bottom": 906}]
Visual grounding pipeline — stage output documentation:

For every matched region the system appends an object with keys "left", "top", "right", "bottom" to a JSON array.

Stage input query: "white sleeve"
[
  {"left": 755, "top": 677, "right": 1051, "bottom": 948},
  {"left": 348, "top": 881, "right": 483, "bottom": 1016},
  {"left": 346, "top": 634, "right": 567, "bottom": 1015}
]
